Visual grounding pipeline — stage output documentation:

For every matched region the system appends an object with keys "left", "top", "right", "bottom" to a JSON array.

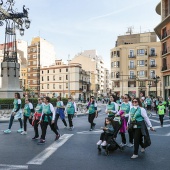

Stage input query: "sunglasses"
[
  {"left": 91, "top": 98, "right": 94, "bottom": 99},
  {"left": 124, "top": 97, "right": 128, "bottom": 99},
  {"left": 132, "top": 100, "right": 138, "bottom": 103}
]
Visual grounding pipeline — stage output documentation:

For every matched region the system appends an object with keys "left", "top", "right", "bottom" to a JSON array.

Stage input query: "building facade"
[
  {"left": 27, "top": 37, "right": 56, "bottom": 96},
  {"left": 110, "top": 32, "right": 162, "bottom": 97},
  {"left": 70, "top": 50, "right": 105, "bottom": 97},
  {"left": 155, "top": 0, "right": 170, "bottom": 100},
  {"left": 40, "top": 60, "right": 90, "bottom": 100}
]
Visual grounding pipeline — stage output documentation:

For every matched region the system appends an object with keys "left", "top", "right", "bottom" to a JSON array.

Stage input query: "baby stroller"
[{"left": 98, "top": 117, "right": 123, "bottom": 156}]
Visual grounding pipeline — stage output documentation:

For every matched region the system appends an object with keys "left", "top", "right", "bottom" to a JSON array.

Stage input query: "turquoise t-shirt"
[
  {"left": 24, "top": 104, "right": 31, "bottom": 117},
  {"left": 146, "top": 98, "right": 152, "bottom": 105},
  {"left": 66, "top": 102, "right": 75, "bottom": 114},
  {"left": 107, "top": 102, "right": 115, "bottom": 117},
  {"left": 43, "top": 104, "right": 52, "bottom": 122},
  {"left": 121, "top": 102, "right": 130, "bottom": 114},
  {"left": 35, "top": 104, "right": 43, "bottom": 113},
  {"left": 88, "top": 103, "right": 97, "bottom": 114}
]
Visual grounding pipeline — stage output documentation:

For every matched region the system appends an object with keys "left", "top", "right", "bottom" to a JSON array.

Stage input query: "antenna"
[{"left": 126, "top": 26, "right": 134, "bottom": 35}]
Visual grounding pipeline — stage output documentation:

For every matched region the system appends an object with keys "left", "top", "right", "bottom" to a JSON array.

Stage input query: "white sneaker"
[
  {"left": 141, "top": 148, "right": 145, "bottom": 153},
  {"left": 101, "top": 141, "right": 107, "bottom": 146},
  {"left": 127, "top": 143, "right": 134, "bottom": 147},
  {"left": 131, "top": 154, "right": 138, "bottom": 159},
  {"left": 120, "top": 143, "right": 127, "bottom": 147},
  {"left": 21, "top": 131, "right": 27, "bottom": 135},
  {"left": 96, "top": 140, "right": 102, "bottom": 145}
]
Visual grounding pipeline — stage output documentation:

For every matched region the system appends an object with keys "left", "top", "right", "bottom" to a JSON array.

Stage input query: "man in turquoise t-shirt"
[{"left": 145, "top": 96, "right": 152, "bottom": 112}]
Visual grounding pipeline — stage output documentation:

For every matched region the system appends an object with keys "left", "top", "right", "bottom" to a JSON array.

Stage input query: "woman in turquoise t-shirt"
[
  {"left": 65, "top": 97, "right": 77, "bottom": 130},
  {"left": 87, "top": 96, "right": 98, "bottom": 131}
]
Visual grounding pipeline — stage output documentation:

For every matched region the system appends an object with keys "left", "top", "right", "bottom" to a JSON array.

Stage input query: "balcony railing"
[
  {"left": 161, "top": 30, "right": 170, "bottom": 40},
  {"left": 128, "top": 66, "right": 136, "bottom": 69},
  {"left": 162, "top": 49, "right": 167, "bottom": 55},
  {"left": 149, "top": 53, "right": 157, "bottom": 57},
  {"left": 149, "top": 64, "right": 157, "bottom": 68},
  {"left": 128, "top": 55, "right": 136, "bottom": 58},
  {"left": 128, "top": 75, "right": 136, "bottom": 79}
]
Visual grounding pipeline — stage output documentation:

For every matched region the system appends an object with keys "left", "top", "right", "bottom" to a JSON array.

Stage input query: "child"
[
  {"left": 96, "top": 117, "right": 114, "bottom": 147},
  {"left": 157, "top": 101, "right": 165, "bottom": 127}
]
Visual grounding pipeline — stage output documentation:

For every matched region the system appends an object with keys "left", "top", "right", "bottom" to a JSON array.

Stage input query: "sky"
[{"left": 0, "top": 0, "right": 161, "bottom": 69}]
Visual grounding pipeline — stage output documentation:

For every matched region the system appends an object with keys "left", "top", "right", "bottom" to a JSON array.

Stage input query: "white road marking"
[
  {"left": 0, "top": 164, "right": 28, "bottom": 170},
  {"left": 27, "top": 134, "right": 73, "bottom": 165},
  {"left": 153, "top": 124, "right": 170, "bottom": 129},
  {"left": 77, "top": 129, "right": 102, "bottom": 134},
  {"left": 150, "top": 119, "right": 170, "bottom": 123}
]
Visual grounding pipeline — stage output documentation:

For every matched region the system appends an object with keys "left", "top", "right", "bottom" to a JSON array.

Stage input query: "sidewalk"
[{"left": 0, "top": 108, "right": 101, "bottom": 123}]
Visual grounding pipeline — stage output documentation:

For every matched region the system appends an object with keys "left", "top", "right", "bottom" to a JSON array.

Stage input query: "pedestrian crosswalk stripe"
[
  {"left": 27, "top": 134, "right": 73, "bottom": 165},
  {"left": 0, "top": 164, "right": 28, "bottom": 170}
]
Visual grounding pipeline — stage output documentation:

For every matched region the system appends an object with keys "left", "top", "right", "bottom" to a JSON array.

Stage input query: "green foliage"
[{"left": 0, "top": 97, "right": 68, "bottom": 109}]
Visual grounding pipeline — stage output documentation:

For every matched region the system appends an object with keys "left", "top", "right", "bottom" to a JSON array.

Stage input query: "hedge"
[{"left": 0, "top": 98, "right": 68, "bottom": 109}]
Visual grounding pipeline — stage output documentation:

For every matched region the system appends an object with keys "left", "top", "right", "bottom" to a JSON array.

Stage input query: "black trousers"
[
  {"left": 33, "top": 119, "right": 42, "bottom": 137},
  {"left": 68, "top": 114, "right": 74, "bottom": 127},
  {"left": 120, "top": 132, "right": 126, "bottom": 144},
  {"left": 55, "top": 114, "right": 67, "bottom": 130},
  {"left": 100, "top": 132, "right": 113, "bottom": 141},
  {"left": 133, "top": 128, "right": 144, "bottom": 155},
  {"left": 88, "top": 113, "right": 96, "bottom": 129},
  {"left": 8, "top": 115, "right": 22, "bottom": 129},
  {"left": 41, "top": 121, "right": 59, "bottom": 140},
  {"left": 23, "top": 115, "right": 32, "bottom": 131},
  {"left": 159, "top": 115, "right": 164, "bottom": 125}
]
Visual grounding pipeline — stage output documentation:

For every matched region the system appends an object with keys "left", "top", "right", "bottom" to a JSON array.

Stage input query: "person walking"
[
  {"left": 21, "top": 99, "right": 34, "bottom": 135},
  {"left": 117, "top": 94, "right": 133, "bottom": 147},
  {"left": 157, "top": 101, "right": 165, "bottom": 127},
  {"left": 145, "top": 96, "right": 152, "bottom": 114},
  {"left": 128, "top": 97, "right": 154, "bottom": 159},
  {"left": 55, "top": 96, "right": 67, "bottom": 130},
  {"left": 32, "top": 98, "right": 43, "bottom": 140},
  {"left": 105, "top": 95, "right": 118, "bottom": 118},
  {"left": 87, "top": 96, "right": 98, "bottom": 131},
  {"left": 38, "top": 97, "right": 60, "bottom": 145},
  {"left": 168, "top": 97, "right": 170, "bottom": 119},
  {"left": 65, "top": 97, "right": 77, "bottom": 130},
  {"left": 4, "top": 93, "right": 23, "bottom": 134}
]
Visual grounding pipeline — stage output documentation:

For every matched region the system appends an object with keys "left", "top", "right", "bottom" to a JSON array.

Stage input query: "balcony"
[
  {"left": 149, "top": 64, "right": 157, "bottom": 68},
  {"left": 128, "top": 55, "right": 136, "bottom": 58},
  {"left": 162, "top": 49, "right": 167, "bottom": 55},
  {"left": 128, "top": 66, "right": 136, "bottom": 69},
  {"left": 128, "top": 75, "right": 136, "bottom": 80},
  {"left": 161, "top": 30, "right": 170, "bottom": 40},
  {"left": 149, "top": 53, "right": 157, "bottom": 57}
]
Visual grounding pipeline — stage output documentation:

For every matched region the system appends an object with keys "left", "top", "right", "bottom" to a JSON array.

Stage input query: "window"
[
  {"left": 114, "top": 61, "right": 120, "bottom": 67},
  {"left": 111, "top": 62, "right": 114, "bottom": 68},
  {"left": 66, "top": 83, "right": 68, "bottom": 89},
  {"left": 137, "top": 60, "right": 145, "bottom": 66},
  {"left": 47, "top": 84, "right": 49, "bottom": 89},
  {"left": 139, "top": 81, "right": 146, "bottom": 87},
  {"left": 47, "top": 76, "right": 49, "bottom": 81},
  {"left": 150, "top": 70, "right": 155, "bottom": 78},
  {"left": 42, "top": 84, "right": 44, "bottom": 89},
  {"left": 53, "top": 75, "right": 55, "bottom": 81},
  {"left": 129, "top": 61, "right": 134, "bottom": 68},
  {"left": 53, "top": 84, "right": 55, "bottom": 89},
  {"left": 137, "top": 49, "right": 146, "bottom": 56},
  {"left": 27, "top": 55, "right": 30, "bottom": 59},
  {"left": 47, "top": 70, "right": 49, "bottom": 73},
  {"left": 28, "top": 62, "right": 31, "bottom": 65},
  {"left": 33, "top": 55, "right": 37, "bottom": 58},
  {"left": 42, "top": 71, "right": 43, "bottom": 74},
  {"left": 137, "top": 71, "right": 146, "bottom": 77},
  {"left": 59, "top": 85, "right": 62, "bottom": 89},
  {"left": 59, "top": 69, "right": 61, "bottom": 72},
  {"left": 53, "top": 69, "right": 55, "bottom": 73},
  {"left": 33, "top": 74, "right": 37, "bottom": 77},
  {"left": 150, "top": 48, "right": 156, "bottom": 56},
  {"left": 111, "top": 72, "right": 113, "bottom": 78},
  {"left": 129, "top": 50, "right": 134, "bottom": 57},
  {"left": 59, "top": 77, "right": 62, "bottom": 80},
  {"left": 150, "top": 59, "right": 155, "bottom": 66},
  {"left": 129, "top": 71, "right": 135, "bottom": 78},
  {"left": 28, "top": 68, "right": 30, "bottom": 72},
  {"left": 66, "top": 68, "right": 68, "bottom": 72},
  {"left": 42, "top": 77, "right": 44, "bottom": 81},
  {"left": 66, "top": 75, "right": 68, "bottom": 80}
]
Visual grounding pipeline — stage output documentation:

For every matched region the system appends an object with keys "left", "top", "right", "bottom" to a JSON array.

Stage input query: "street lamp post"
[
  {"left": 0, "top": 0, "right": 31, "bottom": 98},
  {"left": 153, "top": 76, "right": 160, "bottom": 98},
  {"left": 148, "top": 81, "right": 152, "bottom": 96}
]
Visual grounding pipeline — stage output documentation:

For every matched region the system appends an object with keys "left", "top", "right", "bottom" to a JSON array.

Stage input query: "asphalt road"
[{"left": 0, "top": 104, "right": 170, "bottom": 170}]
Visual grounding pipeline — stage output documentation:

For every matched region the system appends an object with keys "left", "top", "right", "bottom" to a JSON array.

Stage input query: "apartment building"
[
  {"left": 27, "top": 37, "right": 56, "bottom": 96},
  {"left": 70, "top": 50, "right": 105, "bottom": 97},
  {"left": 40, "top": 60, "right": 90, "bottom": 100},
  {"left": 103, "top": 68, "right": 111, "bottom": 96},
  {"left": 110, "top": 32, "right": 161, "bottom": 97},
  {"left": 20, "top": 66, "right": 28, "bottom": 90},
  {"left": 155, "top": 0, "right": 170, "bottom": 99}
]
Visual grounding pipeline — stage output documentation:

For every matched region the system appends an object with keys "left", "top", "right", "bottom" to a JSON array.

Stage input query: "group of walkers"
[
  {"left": 3, "top": 93, "right": 77, "bottom": 145},
  {"left": 96, "top": 94, "right": 155, "bottom": 159}
]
